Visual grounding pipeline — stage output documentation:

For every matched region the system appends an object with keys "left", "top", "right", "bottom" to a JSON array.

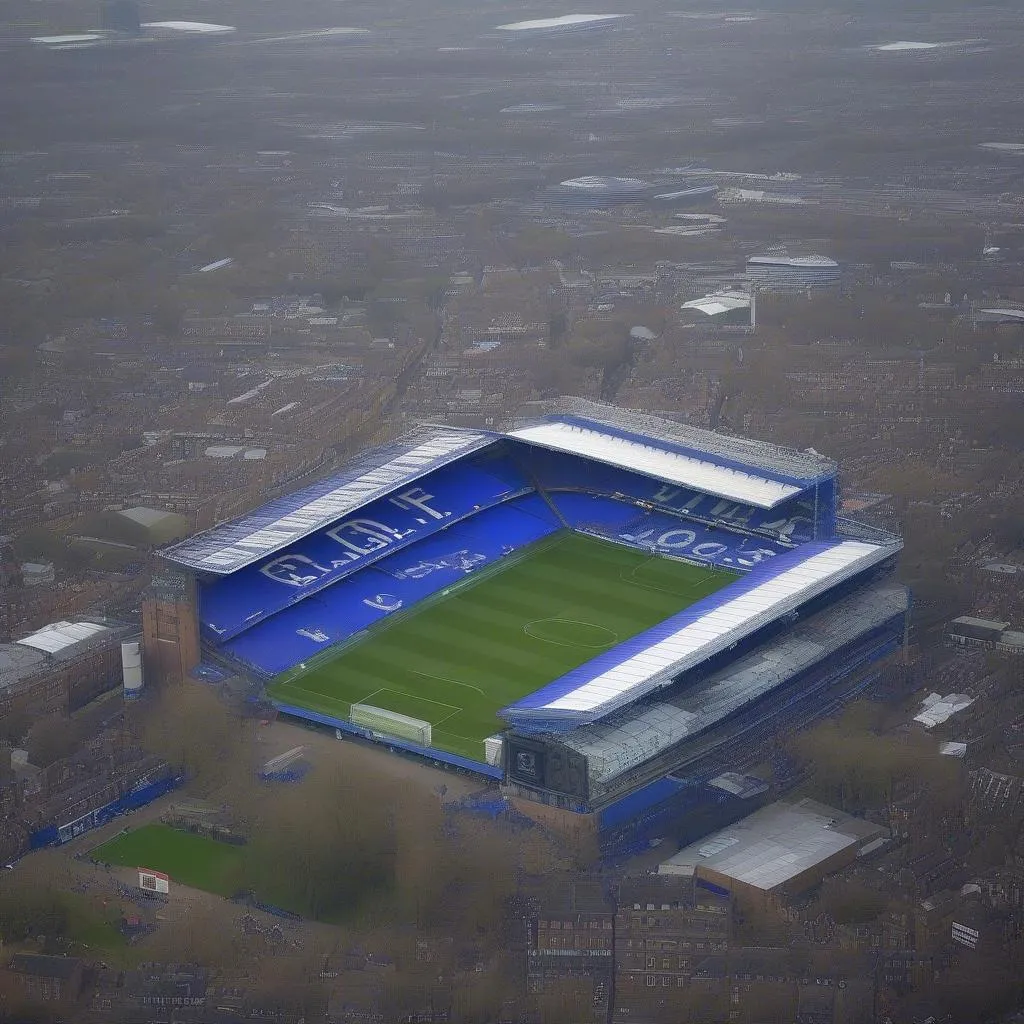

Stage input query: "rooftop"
[
  {"left": 18, "top": 620, "right": 110, "bottom": 654},
  {"left": 560, "top": 580, "right": 909, "bottom": 783},
  {"left": 0, "top": 643, "right": 47, "bottom": 690},
  {"left": 511, "top": 420, "right": 798, "bottom": 508},
  {"left": 913, "top": 692, "right": 975, "bottom": 729},
  {"left": 2, "top": 618, "right": 133, "bottom": 692},
  {"left": 142, "top": 20, "right": 235, "bottom": 33},
  {"left": 117, "top": 506, "right": 182, "bottom": 528},
  {"left": 951, "top": 616, "right": 1009, "bottom": 631},
  {"left": 496, "top": 14, "right": 625, "bottom": 31},
  {"left": 161, "top": 425, "right": 494, "bottom": 574},
  {"left": 658, "top": 798, "right": 886, "bottom": 892},
  {"left": 747, "top": 254, "right": 838, "bottom": 268},
  {"left": 9, "top": 954, "right": 83, "bottom": 980},
  {"left": 515, "top": 399, "right": 836, "bottom": 484},
  {"left": 681, "top": 290, "right": 752, "bottom": 317}
]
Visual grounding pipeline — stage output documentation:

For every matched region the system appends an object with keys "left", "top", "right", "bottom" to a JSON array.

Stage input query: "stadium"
[{"left": 161, "top": 400, "right": 908, "bottom": 855}]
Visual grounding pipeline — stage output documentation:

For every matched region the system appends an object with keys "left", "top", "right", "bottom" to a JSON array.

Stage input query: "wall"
[{"left": 142, "top": 597, "right": 200, "bottom": 685}]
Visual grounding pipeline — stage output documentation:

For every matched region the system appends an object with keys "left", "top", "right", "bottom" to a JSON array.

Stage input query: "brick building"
[
  {"left": 526, "top": 877, "right": 613, "bottom": 1023},
  {"left": 613, "top": 874, "right": 731, "bottom": 1022},
  {"left": 5, "top": 954, "right": 85, "bottom": 1005},
  {"left": 0, "top": 617, "right": 134, "bottom": 723}
]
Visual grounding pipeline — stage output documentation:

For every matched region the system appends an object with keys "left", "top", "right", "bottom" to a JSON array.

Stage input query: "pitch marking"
[
  {"left": 522, "top": 618, "right": 619, "bottom": 649},
  {"left": 620, "top": 558, "right": 719, "bottom": 598},
  {"left": 409, "top": 669, "right": 486, "bottom": 697}
]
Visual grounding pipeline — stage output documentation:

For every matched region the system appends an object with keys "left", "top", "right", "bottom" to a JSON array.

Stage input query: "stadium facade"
[
  {"left": 161, "top": 400, "right": 908, "bottom": 856},
  {"left": 745, "top": 254, "right": 841, "bottom": 291}
]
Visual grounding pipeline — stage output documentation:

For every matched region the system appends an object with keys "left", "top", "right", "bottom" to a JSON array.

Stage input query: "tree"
[
  {"left": 246, "top": 766, "right": 396, "bottom": 921},
  {"left": 145, "top": 899, "right": 242, "bottom": 969},
  {"left": 135, "top": 682, "right": 249, "bottom": 791},
  {"left": 247, "top": 953, "right": 327, "bottom": 1021},
  {"left": 532, "top": 977, "right": 596, "bottom": 1024},
  {"left": 24, "top": 715, "right": 90, "bottom": 767},
  {"left": 0, "top": 708, "right": 32, "bottom": 746},
  {"left": 813, "top": 878, "right": 887, "bottom": 925}
]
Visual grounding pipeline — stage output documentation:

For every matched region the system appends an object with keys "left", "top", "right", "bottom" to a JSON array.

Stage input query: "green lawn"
[
  {"left": 269, "top": 532, "right": 737, "bottom": 760},
  {"left": 91, "top": 824, "right": 246, "bottom": 896}
]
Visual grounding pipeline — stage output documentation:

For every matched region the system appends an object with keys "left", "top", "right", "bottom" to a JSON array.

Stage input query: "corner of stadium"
[{"left": 160, "top": 399, "right": 909, "bottom": 858}]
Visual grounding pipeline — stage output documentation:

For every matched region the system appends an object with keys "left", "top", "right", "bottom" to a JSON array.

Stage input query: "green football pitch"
[
  {"left": 268, "top": 532, "right": 737, "bottom": 761},
  {"left": 91, "top": 824, "right": 245, "bottom": 896}
]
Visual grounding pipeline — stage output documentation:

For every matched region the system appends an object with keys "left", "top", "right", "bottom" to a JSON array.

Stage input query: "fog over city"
[{"left": 2, "top": 0, "right": 1024, "bottom": 1022}]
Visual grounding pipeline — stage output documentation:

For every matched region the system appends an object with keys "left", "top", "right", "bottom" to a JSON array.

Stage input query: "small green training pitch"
[
  {"left": 268, "top": 532, "right": 737, "bottom": 761},
  {"left": 91, "top": 824, "right": 245, "bottom": 896}
]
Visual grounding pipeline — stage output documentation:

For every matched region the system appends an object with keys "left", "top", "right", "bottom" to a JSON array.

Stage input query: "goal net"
[{"left": 350, "top": 703, "right": 432, "bottom": 746}]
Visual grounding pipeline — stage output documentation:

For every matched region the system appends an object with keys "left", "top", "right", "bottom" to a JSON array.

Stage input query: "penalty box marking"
[
  {"left": 355, "top": 686, "right": 464, "bottom": 728},
  {"left": 410, "top": 668, "right": 487, "bottom": 697},
  {"left": 621, "top": 558, "right": 721, "bottom": 597}
]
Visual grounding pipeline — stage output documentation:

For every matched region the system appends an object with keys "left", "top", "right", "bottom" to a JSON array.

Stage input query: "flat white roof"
[
  {"left": 977, "top": 308, "right": 1024, "bottom": 321},
  {"left": 682, "top": 291, "right": 751, "bottom": 317},
  {"left": 914, "top": 692, "right": 974, "bottom": 728},
  {"left": 497, "top": 14, "right": 624, "bottom": 31},
  {"left": 17, "top": 620, "right": 110, "bottom": 655},
  {"left": 509, "top": 421, "right": 801, "bottom": 508},
  {"left": 199, "top": 258, "right": 233, "bottom": 272},
  {"left": 227, "top": 380, "right": 273, "bottom": 405},
  {"left": 143, "top": 20, "right": 236, "bottom": 33},
  {"left": 118, "top": 506, "right": 177, "bottom": 526},
  {"left": 559, "top": 175, "right": 648, "bottom": 190},
  {"left": 535, "top": 540, "right": 882, "bottom": 714},
  {"left": 658, "top": 799, "right": 882, "bottom": 890},
  {"left": 31, "top": 33, "right": 103, "bottom": 43},
  {"left": 873, "top": 40, "right": 939, "bottom": 51}
]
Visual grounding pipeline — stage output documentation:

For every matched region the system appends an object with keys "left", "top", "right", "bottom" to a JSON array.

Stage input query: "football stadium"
[{"left": 162, "top": 399, "right": 909, "bottom": 855}]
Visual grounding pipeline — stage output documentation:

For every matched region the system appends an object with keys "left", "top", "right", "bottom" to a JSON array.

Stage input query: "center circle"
[{"left": 523, "top": 618, "right": 618, "bottom": 649}]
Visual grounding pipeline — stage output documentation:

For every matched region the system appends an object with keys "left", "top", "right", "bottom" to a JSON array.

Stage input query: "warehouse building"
[{"left": 657, "top": 798, "right": 888, "bottom": 902}]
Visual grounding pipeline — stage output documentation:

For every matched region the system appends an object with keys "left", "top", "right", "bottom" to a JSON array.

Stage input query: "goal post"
[{"left": 350, "top": 703, "right": 432, "bottom": 746}]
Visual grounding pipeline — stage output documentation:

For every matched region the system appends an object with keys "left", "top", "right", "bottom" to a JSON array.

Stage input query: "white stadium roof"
[
  {"left": 164, "top": 401, "right": 838, "bottom": 576},
  {"left": 562, "top": 581, "right": 909, "bottom": 785},
  {"left": 514, "top": 399, "right": 835, "bottom": 483},
  {"left": 913, "top": 692, "right": 975, "bottom": 728},
  {"left": 511, "top": 539, "right": 890, "bottom": 719},
  {"left": 163, "top": 427, "right": 494, "bottom": 573},
  {"left": 509, "top": 421, "right": 801, "bottom": 508}
]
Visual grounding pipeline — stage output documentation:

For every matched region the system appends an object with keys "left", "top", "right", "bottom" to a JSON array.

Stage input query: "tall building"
[
  {"left": 613, "top": 874, "right": 731, "bottom": 1023},
  {"left": 141, "top": 572, "right": 200, "bottom": 686},
  {"left": 526, "top": 878, "right": 614, "bottom": 1022}
]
